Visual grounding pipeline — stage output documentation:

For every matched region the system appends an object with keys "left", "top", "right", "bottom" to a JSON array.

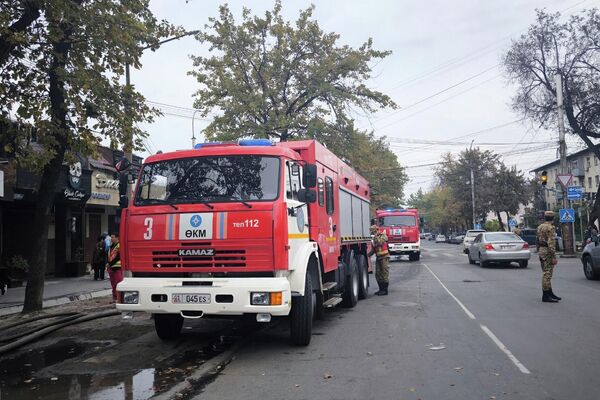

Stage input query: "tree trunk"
[
  {"left": 505, "top": 211, "right": 511, "bottom": 231},
  {"left": 22, "top": 17, "right": 73, "bottom": 313},
  {"left": 496, "top": 211, "right": 505, "bottom": 231}
]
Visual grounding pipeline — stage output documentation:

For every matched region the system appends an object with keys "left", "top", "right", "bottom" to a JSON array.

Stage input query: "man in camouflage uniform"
[
  {"left": 368, "top": 225, "right": 390, "bottom": 296},
  {"left": 514, "top": 224, "right": 523, "bottom": 237},
  {"left": 536, "top": 211, "right": 561, "bottom": 303}
]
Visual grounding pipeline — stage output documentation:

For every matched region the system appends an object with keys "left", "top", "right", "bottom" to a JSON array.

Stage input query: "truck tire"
[
  {"left": 409, "top": 253, "right": 420, "bottom": 261},
  {"left": 342, "top": 256, "right": 359, "bottom": 308},
  {"left": 583, "top": 256, "right": 600, "bottom": 280},
  {"left": 154, "top": 314, "right": 183, "bottom": 340},
  {"left": 290, "top": 270, "right": 313, "bottom": 346},
  {"left": 356, "top": 254, "right": 369, "bottom": 300}
]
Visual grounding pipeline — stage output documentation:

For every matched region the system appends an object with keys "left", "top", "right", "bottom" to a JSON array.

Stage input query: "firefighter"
[
  {"left": 536, "top": 211, "right": 561, "bottom": 303},
  {"left": 107, "top": 232, "right": 123, "bottom": 302},
  {"left": 368, "top": 225, "right": 390, "bottom": 296}
]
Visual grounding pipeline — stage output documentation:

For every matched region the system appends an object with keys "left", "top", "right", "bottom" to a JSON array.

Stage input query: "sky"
[{"left": 131, "top": 0, "right": 599, "bottom": 198}]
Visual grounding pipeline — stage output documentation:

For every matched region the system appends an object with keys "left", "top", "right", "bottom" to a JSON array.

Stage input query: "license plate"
[
  {"left": 500, "top": 245, "right": 512, "bottom": 250},
  {"left": 393, "top": 229, "right": 402, "bottom": 235},
  {"left": 172, "top": 294, "right": 211, "bottom": 304}
]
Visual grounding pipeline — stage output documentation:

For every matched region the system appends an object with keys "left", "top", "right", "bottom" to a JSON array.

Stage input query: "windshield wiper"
[
  {"left": 238, "top": 201, "right": 252, "bottom": 208},
  {"left": 197, "top": 201, "right": 214, "bottom": 209},
  {"left": 139, "top": 198, "right": 178, "bottom": 210}
]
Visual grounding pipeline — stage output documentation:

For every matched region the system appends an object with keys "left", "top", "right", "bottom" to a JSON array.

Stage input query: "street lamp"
[
  {"left": 191, "top": 109, "right": 200, "bottom": 148},
  {"left": 123, "top": 30, "right": 200, "bottom": 162},
  {"left": 470, "top": 140, "right": 476, "bottom": 229}
]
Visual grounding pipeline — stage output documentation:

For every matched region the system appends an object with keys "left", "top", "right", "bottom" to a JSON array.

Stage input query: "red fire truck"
[
  {"left": 375, "top": 208, "right": 421, "bottom": 261},
  {"left": 115, "top": 139, "right": 372, "bottom": 345}
]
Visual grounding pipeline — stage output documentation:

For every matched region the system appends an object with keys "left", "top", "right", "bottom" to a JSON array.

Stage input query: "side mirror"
[
  {"left": 370, "top": 218, "right": 376, "bottom": 226},
  {"left": 303, "top": 164, "right": 317, "bottom": 188},
  {"left": 297, "top": 188, "right": 317, "bottom": 203},
  {"left": 119, "top": 195, "right": 129, "bottom": 209},
  {"left": 114, "top": 157, "right": 131, "bottom": 173}
]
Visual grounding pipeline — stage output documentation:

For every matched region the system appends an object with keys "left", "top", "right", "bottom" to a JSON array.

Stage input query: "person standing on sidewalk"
[
  {"left": 107, "top": 232, "right": 123, "bottom": 302},
  {"left": 368, "top": 225, "right": 390, "bottom": 296},
  {"left": 92, "top": 236, "right": 107, "bottom": 281},
  {"left": 536, "top": 211, "right": 561, "bottom": 303}
]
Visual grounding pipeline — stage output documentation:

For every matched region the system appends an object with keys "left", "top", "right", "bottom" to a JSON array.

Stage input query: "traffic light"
[{"left": 541, "top": 170, "right": 548, "bottom": 186}]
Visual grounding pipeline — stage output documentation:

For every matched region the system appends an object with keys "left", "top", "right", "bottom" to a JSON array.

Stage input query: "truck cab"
[{"left": 375, "top": 208, "right": 421, "bottom": 261}]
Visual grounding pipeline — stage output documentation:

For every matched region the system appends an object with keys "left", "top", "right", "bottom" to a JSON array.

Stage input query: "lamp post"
[
  {"left": 123, "top": 30, "right": 200, "bottom": 163},
  {"left": 470, "top": 140, "right": 476, "bottom": 229},
  {"left": 191, "top": 109, "right": 200, "bottom": 148}
]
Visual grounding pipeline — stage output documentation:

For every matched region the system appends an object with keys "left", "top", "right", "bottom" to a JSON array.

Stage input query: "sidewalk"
[{"left": 0, "top": 275, "right": 112, "bottom": 316}]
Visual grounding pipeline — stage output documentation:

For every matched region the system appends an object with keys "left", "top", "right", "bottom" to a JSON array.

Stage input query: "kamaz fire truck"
[
  {"left": 375, "top": 208, "right": 420, "bottom": 261},
  {"left": 115, "top": 139, "right": 372, "bottom": 345}
]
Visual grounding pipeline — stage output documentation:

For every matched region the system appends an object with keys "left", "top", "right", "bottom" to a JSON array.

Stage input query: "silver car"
[{"left": 468, "top": 232, "right": 531, "bottom": 268}]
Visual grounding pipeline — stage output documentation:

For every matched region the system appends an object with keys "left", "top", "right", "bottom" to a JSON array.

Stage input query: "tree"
[
  {"left": 0, "top": 0, "right": 179, "bottom": 312},
  {"left": 189, "top": 1, "right": 405, "bottom": 208},
  {"left": 493, "top": 165, "right": 528, "bottom": 231},
  {"left": 436, "top": 148, "right": 500, "bottom": 227},
  {"left": 190, "top": 1, "right": 396, "bottom": 142},
  {"left": 504, "top": 8, "right": 600, "bottom": 222}
]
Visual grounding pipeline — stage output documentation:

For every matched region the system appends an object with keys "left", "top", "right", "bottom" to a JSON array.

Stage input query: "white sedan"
[
  {"left": 468, "top": 232, "right": 531, "bottom": 268},
  {"left": 435, "top": 234, "right": 446, "bottom": 243}
]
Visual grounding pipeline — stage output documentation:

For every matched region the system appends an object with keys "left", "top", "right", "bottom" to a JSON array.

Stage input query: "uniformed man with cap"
[
  {"left": 368, "top": 225, "right": 390, "bottom": 295},
  {"left": 536, "top": 211, "right": 561, "bottom": 302}
]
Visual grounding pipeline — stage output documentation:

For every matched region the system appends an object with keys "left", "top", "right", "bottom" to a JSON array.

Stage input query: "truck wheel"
[
  {"left": 342, "top": 256, "right": 359, "bottom": 308},
  {"left": 290, "top": 270, "right": 313, "bottom": 346},
  {"left": 356, "top": 254, "right": 369, "bottom": 300},
  {"left": 154, "top": 314, "right": 183, "bottom": 340},
  {"left": 583, "top": 256, "right": 600, "bottom": 280},
  {"left": 409, "top": 253, "right": 420, "bottom": 261}
]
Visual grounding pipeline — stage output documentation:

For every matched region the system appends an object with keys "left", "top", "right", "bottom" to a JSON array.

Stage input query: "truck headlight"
[
  {"left": 251, "top": 292, "right": 282, "bottom": 306},
  {"left": 121, "top": 291, "right": 139, "bottom": 304}
]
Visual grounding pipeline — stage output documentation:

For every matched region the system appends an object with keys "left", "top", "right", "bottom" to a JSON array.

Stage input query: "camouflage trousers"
[
  {"left": 539, "top": 254, "right": 555, "bottom": 291},
  {"left": 375, "top": 256, "right": 390, "bottom": 284}
]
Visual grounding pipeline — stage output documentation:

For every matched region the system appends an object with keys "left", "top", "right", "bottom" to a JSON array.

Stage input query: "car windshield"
[
  {"left": 485, "top": 233, "right": 521, "bottom": 242},
  {"left": 380, "top": 215, "right": 416, "bottom": 227},
  {"left": 135, "top": 156, "right": 280, "bottom": 205}
]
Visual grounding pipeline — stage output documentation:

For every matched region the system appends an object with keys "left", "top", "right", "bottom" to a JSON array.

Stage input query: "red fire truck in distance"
[
  {"left": 375, "top": 208, "right": 421, "bottom": 261},
  {"left": 116, "top": 139, "right": 372, "bottom": 345}
]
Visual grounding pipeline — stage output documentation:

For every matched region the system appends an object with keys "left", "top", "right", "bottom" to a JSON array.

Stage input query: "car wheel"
[
  {"left": 518, "top": 260, "right": 528, "bottom": 268},
  {"left": 479, "top": 254, "right": 488, "bottom": 268},
  {"left": 583, "top": 256, "right": 600, "bottom": 280},
  {"left": 468, "top": 252, "right": 475, "bottom": 265}
]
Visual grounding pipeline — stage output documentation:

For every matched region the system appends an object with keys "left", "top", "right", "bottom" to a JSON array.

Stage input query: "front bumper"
[
  {"left": 389, "top": 242, "right": 420, "bottom": 255},
  {"left": 116, "top": 277, "right": 292, "bottom": 316},
  {"left": 481, "top": 250, "right": 531, "bottom": 262}
]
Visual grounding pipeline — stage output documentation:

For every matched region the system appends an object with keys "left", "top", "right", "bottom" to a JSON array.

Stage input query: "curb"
[
  {"left": 0, "top": 289, "right": 112, "bottom": 316},
  {"left": 151, "top": 337, "right": 247, "bottom": 400}
]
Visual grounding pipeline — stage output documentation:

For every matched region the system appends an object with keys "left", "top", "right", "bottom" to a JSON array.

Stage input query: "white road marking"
[
  {"left": 480, "top": 325, "right": 531, "bottom": 374},
  {"left": 423, "top": 262, "right": 531, "bottom": 375},
  {"left": 423, "top": 263, "right": 476, "bottom": 320},
  {"left": 442, "top": 253, "right": 455, "bottom": 258}
]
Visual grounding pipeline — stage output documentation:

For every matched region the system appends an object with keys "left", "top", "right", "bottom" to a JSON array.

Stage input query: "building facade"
[{"left": 532, "top": 147, "right": 600, "bottom": 211}]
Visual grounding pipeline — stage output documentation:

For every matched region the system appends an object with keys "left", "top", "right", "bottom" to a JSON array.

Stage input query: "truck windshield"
[
  {"left": 379, "top": 215, "right": 416, "bottom": 227},
  {"left": 135, "top": 156, "right": 280, "bottom": 205}
]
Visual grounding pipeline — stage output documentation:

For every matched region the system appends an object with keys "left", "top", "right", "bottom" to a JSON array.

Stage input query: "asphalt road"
[{"left": 195, "top": 241, "right": 600, "bottom": 400}]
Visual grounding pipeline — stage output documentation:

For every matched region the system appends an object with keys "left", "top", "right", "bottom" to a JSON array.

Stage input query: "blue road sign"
[
  {"left": 559, "top": 208, "right": 575, "bottom": 223},
  {"left": 567, "top": 186, "right": 583, "bottom": 200},
  {"left": 475, "top": 223, "right": 482, "bottom": 230},
  {"left": 508, "top": 218, "right": 517, "bottom": 228}
]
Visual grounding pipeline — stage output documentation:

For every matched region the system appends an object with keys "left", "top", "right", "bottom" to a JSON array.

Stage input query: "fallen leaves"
[{"left": 323, "top": 373, "right": 333, "bottom": 379}]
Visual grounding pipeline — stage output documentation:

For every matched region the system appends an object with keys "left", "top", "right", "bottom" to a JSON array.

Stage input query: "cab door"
[{"left": 320, "top": 169, "right": 339, "bottom": 273}]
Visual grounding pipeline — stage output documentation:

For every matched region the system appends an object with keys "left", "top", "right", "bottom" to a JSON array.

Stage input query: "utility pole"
[
  {"left": 555, "top": 72, "right": 574, "bottom": 255},
  {"left": 470, "top": 140, "right": 476, "bottom": 229}
]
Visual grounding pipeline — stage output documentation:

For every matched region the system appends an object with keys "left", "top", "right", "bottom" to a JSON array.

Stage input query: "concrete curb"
[
  {"left": 0, "top": 289, "right": 112, "bottom": 316},
  {"left": 151, "top": 338, "right": 248, "bottom": 400}
]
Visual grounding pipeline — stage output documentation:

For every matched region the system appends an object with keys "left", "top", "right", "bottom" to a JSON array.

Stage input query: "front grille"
[{"left": 152, "top": 249, "right": 247, "bottom": 268}]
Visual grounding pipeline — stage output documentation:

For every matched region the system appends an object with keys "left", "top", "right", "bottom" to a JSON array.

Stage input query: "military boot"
[
  {"left": 542, "top": 290, "right": 559, "bottom": 303},
  {"left": 549, "top": 289, "right": 562, "bottom": 301},
  {"left": 377, "top": 282, "right": 388, "bottom": 296},
  {"left": 374, "top": 281, "right": 384, "bottom": 296}
]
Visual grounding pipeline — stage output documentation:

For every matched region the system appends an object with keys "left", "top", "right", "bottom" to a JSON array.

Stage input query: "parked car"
[
  {"left": 520, "top": 228, "right": 563, "bottom": 252},
  {"left": 449, "top": 234, "right": 465, "bottom": 244},
  {"left": 462, "top": 229, "right": 486, "bottom": 253},
  {"left": 428, "top": 234, "right": 436, "bottom": 241},
  {"left": 468, "top": 232, "right": 531, "bottom": 268},
  {"left": 581, "top": 241, "right": 600, "bottom": 280},
  {"left": 420, "top": 232, "right": 432, "bottom": 240},
  {"left": 435, "top": 234, "right": 446, "bottom": 243}
]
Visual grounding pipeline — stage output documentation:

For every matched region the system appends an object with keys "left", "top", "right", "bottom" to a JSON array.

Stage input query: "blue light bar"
[
  {"left": 194, "top": 142, "right": 222, "bottom": 149},
  {"left": 238, "top": 139, "right": 273, "bottom": 146}
]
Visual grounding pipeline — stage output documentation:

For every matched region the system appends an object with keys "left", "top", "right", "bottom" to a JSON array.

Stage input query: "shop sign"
[
  {"left": 91, "top": 192, "right": 111, "bottom": 200},
  {"left": 64, "top": 187, "right": 86, "bottom": 201},
  {"left": 88, "top": 170, "right": 119, "bottom": 206},
  {"left": 69, "top": 162, "right": 83, "bottom": 189}
]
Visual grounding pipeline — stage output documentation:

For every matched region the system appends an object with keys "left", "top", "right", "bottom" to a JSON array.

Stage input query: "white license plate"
[
  {"left": 500, "top": 245, "right": 513, "bottom": 250},
  {"left": 172, "top": 294, "right": 211, "bottom": 304},
  {"left": 393, "top": 229, "right": 403, "bottom": 235}
]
